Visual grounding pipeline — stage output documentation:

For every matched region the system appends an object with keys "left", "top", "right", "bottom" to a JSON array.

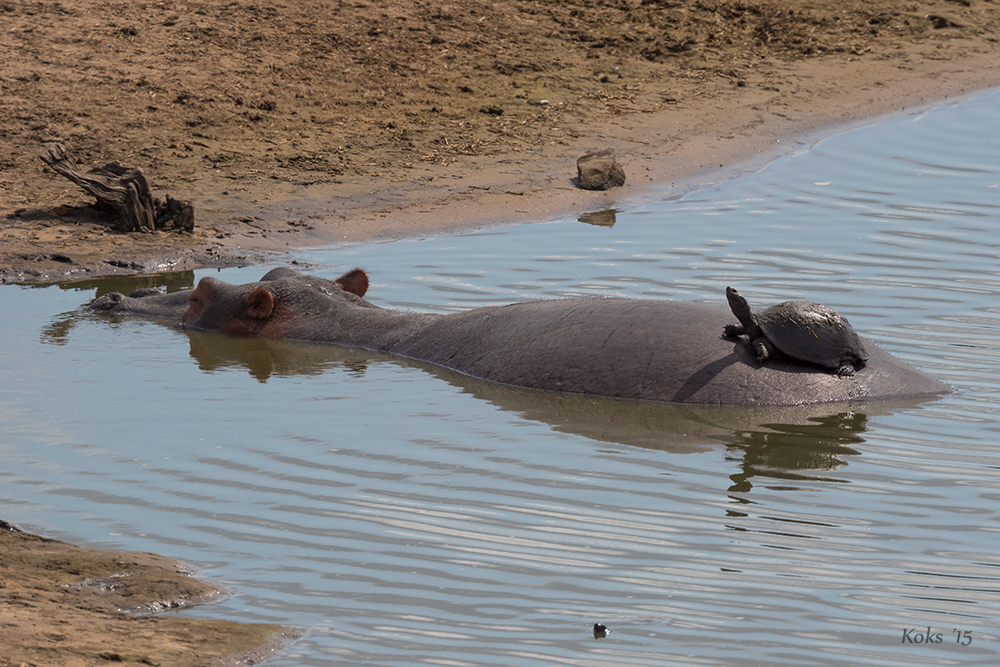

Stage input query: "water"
[{"left": 2, "top": 90, "right": 1000, "bottom": 666}]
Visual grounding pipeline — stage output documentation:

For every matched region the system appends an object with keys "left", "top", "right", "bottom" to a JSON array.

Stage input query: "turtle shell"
[{"left": 756, "top": 301, "right": 869, "bottom": 369}]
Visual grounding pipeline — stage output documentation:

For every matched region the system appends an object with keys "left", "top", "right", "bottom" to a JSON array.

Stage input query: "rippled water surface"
[{"left": 3, "top": 91, "right": 1000, "bottom": 666}]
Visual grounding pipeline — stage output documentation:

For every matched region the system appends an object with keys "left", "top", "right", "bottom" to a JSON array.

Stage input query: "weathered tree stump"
[{"left": 39, "top": 143, "right": 194, "bottom": 233}]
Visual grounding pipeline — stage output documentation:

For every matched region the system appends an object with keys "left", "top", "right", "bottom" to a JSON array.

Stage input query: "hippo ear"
[
  {"left": 245, "top": 286, "right": 275, "bottom": 320},
  {"left": 335, "top": 268, "right": 369, "bottom": 297}
]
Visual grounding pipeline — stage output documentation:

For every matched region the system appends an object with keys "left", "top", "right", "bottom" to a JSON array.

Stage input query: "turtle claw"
[{"left": 754, "top": 340, "right": 772, "bottom": 365}]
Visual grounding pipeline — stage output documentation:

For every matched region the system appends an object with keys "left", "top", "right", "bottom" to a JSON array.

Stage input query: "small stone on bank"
[{"left": 576, "top": 149, "right": 626, "bottom": 191}]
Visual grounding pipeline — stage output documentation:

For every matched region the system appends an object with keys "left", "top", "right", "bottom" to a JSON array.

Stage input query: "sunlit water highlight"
[{"left": 2, "top": 90, "right": 999, "bottom": 666}]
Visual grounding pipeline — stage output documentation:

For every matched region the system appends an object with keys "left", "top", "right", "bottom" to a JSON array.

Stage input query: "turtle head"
[{"left": 726, "top": 286, "right": 757, "bottom": 329}]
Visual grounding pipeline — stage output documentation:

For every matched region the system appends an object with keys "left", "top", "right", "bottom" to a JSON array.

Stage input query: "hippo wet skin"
[{"left": 92, "top": 268, "right": 949, "bottom": 407}]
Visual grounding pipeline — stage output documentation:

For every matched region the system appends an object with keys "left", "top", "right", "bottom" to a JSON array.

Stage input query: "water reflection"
[
  {"left": 577, "top": 209, "right": 618, "bottom": 227},
  {"left": 35, "top": 269, "right": 197, "bottom": 296},
  {"left": 171, "top": 329, "right": 901, "bottom": 492},
  {"left": 186, "top": 330, "right": 376, "bottom": 382},
  {"left": 39, "top": 271, "right": 197, "bottom": 346},
  {"left": 49, "top": 306, "right": 936, "bottom": 495},
  {"left": 725, "top": 411, "right": 868, "bottom": 496},
  {"left": 40, "top": 313, "right": 77, "bottom": 346}
]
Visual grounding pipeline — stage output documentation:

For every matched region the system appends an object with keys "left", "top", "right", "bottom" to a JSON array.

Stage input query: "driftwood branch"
[{"left": 39, "top": 143, "right": 194, "bottom": 233}]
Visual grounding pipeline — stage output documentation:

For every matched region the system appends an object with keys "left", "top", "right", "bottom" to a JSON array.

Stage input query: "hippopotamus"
[{"left": 91, "top": 268, "right": 949, "bottom": 407}]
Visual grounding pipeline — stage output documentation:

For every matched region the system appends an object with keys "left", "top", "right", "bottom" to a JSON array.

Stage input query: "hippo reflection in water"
[{"left": 91, "top": 267, "right": 949, "bottom": 408}]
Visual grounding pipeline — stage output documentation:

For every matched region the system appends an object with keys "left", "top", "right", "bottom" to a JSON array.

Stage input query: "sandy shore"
[
  {"left": 3, "top": 0, "right": 1000, "bottom": 284},
  {"left": 0, "top": 520, "right": 293, "bottom": 667}
]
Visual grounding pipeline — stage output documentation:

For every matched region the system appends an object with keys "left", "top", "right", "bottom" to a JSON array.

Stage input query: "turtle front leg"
[{"left": 722, "top": 324, "right": 745, "bottom": 338}]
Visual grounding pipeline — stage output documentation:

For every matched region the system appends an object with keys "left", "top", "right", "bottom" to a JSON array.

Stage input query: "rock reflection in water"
[{"left": 577, "top": 208, "right": 618, "bottom": 227}]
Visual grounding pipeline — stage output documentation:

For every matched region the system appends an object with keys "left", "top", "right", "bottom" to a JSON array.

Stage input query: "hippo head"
[{"left": 181, "top": 268, "right": 370, "bottom": 337}]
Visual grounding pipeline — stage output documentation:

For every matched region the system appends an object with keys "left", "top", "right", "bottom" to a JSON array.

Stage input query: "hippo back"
[{"left": 389, "top": 298, "right": 947, "bottom": 407}]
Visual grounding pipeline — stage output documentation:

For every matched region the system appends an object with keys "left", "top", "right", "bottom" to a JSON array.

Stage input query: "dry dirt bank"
[
  {"left": 2, "top": 0, "right": 1000, "bottom": 283},
  {"left": 0, "top": 521, "right": 293, "bottom": 667}
]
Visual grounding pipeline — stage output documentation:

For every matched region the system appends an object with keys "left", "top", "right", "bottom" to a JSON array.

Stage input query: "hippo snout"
[{"left": 90, "top": 292, "right": 125, "bottom": 311}]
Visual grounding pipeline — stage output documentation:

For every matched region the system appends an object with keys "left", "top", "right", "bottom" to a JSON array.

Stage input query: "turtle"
[{"left": 722, "top": 286, "right": 869, "bottom": 377}]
